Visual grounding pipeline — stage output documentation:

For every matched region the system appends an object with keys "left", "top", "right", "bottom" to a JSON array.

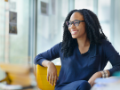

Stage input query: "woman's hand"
[
  {"left": 47, "top": 62, "right": 59, "bottom": 86},
  {"left": 88, "top": 72, "right": 102, "bottom": 87}
]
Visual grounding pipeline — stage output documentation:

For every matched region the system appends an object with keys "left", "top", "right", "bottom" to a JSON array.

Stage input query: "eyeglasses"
[{"left": 66, "top": 20, "right": 85, "bottom": 27}]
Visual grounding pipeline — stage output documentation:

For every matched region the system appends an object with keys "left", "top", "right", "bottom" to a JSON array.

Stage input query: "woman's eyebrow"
[{"left": 69, "top": 20, "right": 79, "bottom": 22}]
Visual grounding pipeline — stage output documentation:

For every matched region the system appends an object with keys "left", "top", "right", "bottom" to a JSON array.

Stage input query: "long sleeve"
[
  {"left": 34, "top": 42, "right": 61, "bottom": 66},
  {"left": 102, "top": 40, "right": 120, "bottom": 76}
]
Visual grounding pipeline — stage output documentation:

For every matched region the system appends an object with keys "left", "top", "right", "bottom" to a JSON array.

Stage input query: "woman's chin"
[{"left": 71, "top": 35, "right": 77, "bottom": 39}]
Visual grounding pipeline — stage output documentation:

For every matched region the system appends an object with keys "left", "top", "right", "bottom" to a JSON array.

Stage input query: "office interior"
[{"left": 0, "top": 0, "right": 120, "bottom": 89}]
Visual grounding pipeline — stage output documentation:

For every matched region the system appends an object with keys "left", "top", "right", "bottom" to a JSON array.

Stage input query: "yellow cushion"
[{"left": 36, "top": 64, "right": 61, "bottom": 90}]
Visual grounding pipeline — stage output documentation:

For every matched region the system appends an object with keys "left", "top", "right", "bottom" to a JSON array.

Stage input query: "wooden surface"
[
  {"left": 0, "top": 63, "right": 33, "bottom": 87},
  {"left": 0, "top": 63, "right": 30, "bottom": 74}
]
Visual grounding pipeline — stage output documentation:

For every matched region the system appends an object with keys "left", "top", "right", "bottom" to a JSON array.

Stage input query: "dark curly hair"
[{"left": 61, "top": 9, "right": 107, "bottom": 57}]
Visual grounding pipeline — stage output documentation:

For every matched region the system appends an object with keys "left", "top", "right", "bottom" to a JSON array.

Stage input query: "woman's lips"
[{"left": 71, "top": 30, "right": 78, "bottom": 35}]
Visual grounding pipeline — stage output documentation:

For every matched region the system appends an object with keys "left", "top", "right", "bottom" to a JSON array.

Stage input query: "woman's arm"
[
  {"left": 88, "top": 41, "right": 120, "bottom": 86},
  {"left": 42, "top": 60, "right": 59, "bottom": 86},
  {"left": 88, "top": 70, "right": 110, "bottom": 87},
  {"left": 102, "top": 40, "right": 120, "bottom": 76},
  {"left": 34, "top": 43, "right": 61, "bottom": 86},
  {"left": 34, "top": 42, "right": 61, "bottom": 66},
  {"left": 88, "top": 40, "right": 120, "bottom": 87}
]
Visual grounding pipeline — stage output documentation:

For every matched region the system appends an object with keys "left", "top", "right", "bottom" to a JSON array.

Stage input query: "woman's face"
[{"left": 68, "top": 12, "right": 86, "bottom": 39}]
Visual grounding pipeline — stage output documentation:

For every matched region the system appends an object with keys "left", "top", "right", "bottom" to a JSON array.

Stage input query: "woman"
[{"left": 34, "top": 9, "right": 120, "bottom": 90}]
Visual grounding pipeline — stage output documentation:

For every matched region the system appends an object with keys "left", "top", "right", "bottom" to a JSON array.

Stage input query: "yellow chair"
[{"left": 36, "top": 64, "right": 61, "bottom": 90}]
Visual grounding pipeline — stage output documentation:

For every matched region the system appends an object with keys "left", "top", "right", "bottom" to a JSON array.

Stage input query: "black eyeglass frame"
[{"left": 66, "top": 20, "right": 85, "bottom": 27}]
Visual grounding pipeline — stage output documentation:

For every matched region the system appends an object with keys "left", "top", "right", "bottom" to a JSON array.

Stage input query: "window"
[
  {"left": 75, "top": 0, "right": 94, "bottom": 11},
  {"left": 36, "top": 0, "right": 69, "bottom": 65}
]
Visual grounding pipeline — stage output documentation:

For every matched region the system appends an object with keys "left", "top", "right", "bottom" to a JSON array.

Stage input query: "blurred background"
[{"left": 0, "top": 0, "right": 120, "bottom": 89}]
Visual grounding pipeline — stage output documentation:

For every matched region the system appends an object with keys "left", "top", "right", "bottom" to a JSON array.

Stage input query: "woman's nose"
[{"left": 70, "top": 23, "right": 76, "bottom": 28}]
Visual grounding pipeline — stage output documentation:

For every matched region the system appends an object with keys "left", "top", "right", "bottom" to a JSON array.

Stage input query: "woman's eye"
[
  {"left": 69, "top": 22, "right": 72, "bottom": 25},
  {"left": 74, "top": 22, "right": 79, "bottom": 24}
]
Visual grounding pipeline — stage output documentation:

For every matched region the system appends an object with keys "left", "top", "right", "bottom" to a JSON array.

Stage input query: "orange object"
[
  {"left": 5, "top": 0, "right": 8, "bottom": 2},
  {"left": 36, "top": 64, "right": 61, "bottom": 90},
  {"left": 0, "top": 63, "right": 33, "bottom": 87}
]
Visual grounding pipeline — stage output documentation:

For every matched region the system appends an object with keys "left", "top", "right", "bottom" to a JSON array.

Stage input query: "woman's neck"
[{"left": 77, "top": 36, "right": 90, "bottom": 48}]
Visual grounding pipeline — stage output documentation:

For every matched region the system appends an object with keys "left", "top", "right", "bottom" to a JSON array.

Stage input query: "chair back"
[{"left": 36, "top": 64, "right": 61, "bottom": 90}]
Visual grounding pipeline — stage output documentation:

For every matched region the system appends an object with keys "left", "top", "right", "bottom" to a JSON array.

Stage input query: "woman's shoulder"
[
  {"left": 95, "top": 39, "right": 113, "bottom": 53},
  {"left": 100, "top": 39, "right": 111, "bottom": 46},
  {"left": 98, "top": 39, "right": 112, "bottom": 50}
]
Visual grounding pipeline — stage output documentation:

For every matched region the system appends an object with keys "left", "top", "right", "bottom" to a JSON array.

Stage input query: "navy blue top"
[{"left": 34, "top": 39, "right": 120, "bottom": 88}]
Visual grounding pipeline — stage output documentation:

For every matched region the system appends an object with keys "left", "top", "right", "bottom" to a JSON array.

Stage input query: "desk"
[
  {"left": 91, "top": 77, "right": 120, "bottom": 90},
  {"left": 0, "top": 84, "right": 38, "bottom": 90}
]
